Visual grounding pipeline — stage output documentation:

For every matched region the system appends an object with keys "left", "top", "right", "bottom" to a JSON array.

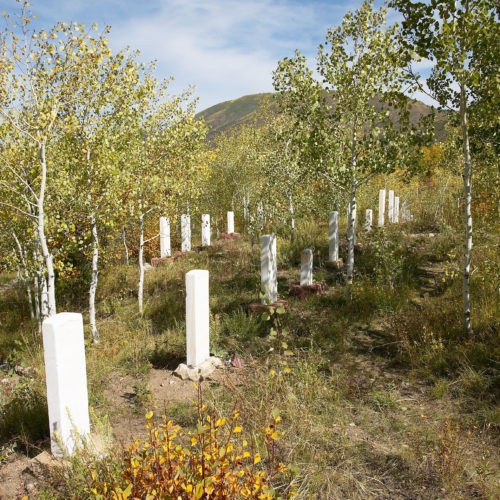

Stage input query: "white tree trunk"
[
  {"left": 243, "top": 189, "right": 248, "bottom": 221},
  {"left": 122, "top": 226, "right": 129, "bottom": 265},
  {"left": 288, "top": 193, "right": 295, "bottom": 242},
  {"left": 40, "top": 274, "right": 48, "bottom": 319},
  {"left": 347, "top": 131, "right": 357, "bottom": 285},
  {"left": 347, "top": 188, "right": 357, "bottom": 284},
  {"left": 89, "top": 213, "right": 99, "bottom": 343},
  {"left": 33, "top": 248, "right": 42, "bottom": 329},
  {"left": 33, "top": 271, "right": 40, "bottom": 328},
  {"left": 138, "top": 213, "right": 145, "bottom": 316},
  {"left": 37, "top": 142, "right": 56, "bottom": 316},
  {"left": 460, "top": 85, "right": 472, "bottom": 334}
]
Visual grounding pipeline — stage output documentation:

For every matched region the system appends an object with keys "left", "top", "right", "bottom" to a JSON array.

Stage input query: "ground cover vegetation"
[{"left": 0, "top": 0, "right": 498, "bottom": 498}]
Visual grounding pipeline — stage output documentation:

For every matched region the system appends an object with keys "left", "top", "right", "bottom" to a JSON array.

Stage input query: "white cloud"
[
  {"left": 3, "top": 0, "right": 425, "bottom": 111},
  {"left": 103, "top": 0, "right": 351, "bottom": 110}
]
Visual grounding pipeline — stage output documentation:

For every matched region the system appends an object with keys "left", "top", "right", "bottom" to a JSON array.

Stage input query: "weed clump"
[
  {"left": 0, "top": 381, "right": 49, "bottom": 448},
  {"left": 85, "top": 388, "right": 296, "bottom": 499}
]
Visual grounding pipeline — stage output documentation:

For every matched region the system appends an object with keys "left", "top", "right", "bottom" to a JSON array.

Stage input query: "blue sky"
[{"left": 0, "top": 0, "right": 433, "bottom": 111}]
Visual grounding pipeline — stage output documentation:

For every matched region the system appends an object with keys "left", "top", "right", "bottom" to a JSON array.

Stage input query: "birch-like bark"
[
  {"left": 37, "top": 142, "right": 56, "bottom": 316},
  {"left": 33, "top": 248, "right": 41, "bottom": 329},
  {"left": 33, "top": 270, "right": 40, "bottom": 328},
  {"left": 347, "top": 187, "right": 357, "bottom": 284},
  {"left": 138, "top": 213, "right": 145, "bottom": 316},
  {"left": 89, "top": 212, "right": 99, "bottom": 343},
  {"left": 460, "top": 84, "right": 472, "bottom": 334},
  {"left": 40, "top": 274, "right": 48, "bottom": 319},
  {"left": 122, "top": 227, "right": 129, "bottom": 265},
  {"left": 346, "top": 130, "right": 357, "bottom": 285},
  {"left": 243, "top": 189, "right": 248, "bottom": 221},
  {"left": 288, "top": 193, "right": 295, "bottom": 242}
]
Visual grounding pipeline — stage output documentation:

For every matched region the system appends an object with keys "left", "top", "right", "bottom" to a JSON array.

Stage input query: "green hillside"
[
  {"left": 197, "top": 92, "right": 447, "bottom": 140},
  {"left": 196, "top": 93, "right": 275, "bottom": 138}
]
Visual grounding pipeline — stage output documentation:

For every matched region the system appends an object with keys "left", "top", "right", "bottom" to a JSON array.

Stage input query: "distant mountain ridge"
[
  {"left": 197, "top": 92, "right": 446, "bottom": 140},
  {"left": 196, "top": 93, "right": 275, "bottom": 138}
]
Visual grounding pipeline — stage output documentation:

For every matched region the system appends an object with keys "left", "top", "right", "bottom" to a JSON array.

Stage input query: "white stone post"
[
  {"left": 378, "top": 189, "right": 386, "bottom": 227},
  {"left": 388, "top": 190, "right": 394, "bottom": 223},
  {"left": 261, "top": 234, "right": 277, "bottom": 303},
  {"left": 394, "top": 197, "right": 400, "bottom": 223},
  {"left": 201, "top": 214, "right": 211, "bottom": 246},
  {"left": 181, "top": 214, "right": 191, "bottom": 252},
  {"left": 365, "top": 209, "right": 373, "bottom": 232},
  {"left": 227, "top": 211, "right": 234, "bottom": 234},
  {"left": 328, "top": 211, "right": 339, "bottom": 262},
  {"left": 42, "top": 313, "right": 90, "bottom": 457},
  {"left": 300, "top": 249, "right": 313, "bottom": 286},
  {"left": 186, "top": 270, "right": 210, "bottom": 367},
  {"left": 160, "top": 217, "right": 171, "bottom": 258}
]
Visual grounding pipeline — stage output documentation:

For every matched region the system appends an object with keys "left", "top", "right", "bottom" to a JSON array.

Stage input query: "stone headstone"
[
  {"left": 261, "top": 234, "right": 277, "bottom": 303},
  {"left": 160, "top": 217, "right": 171, "bottom": 258},
  {"left": 185, "top": 270, "right": 210, "bottom": 367},
  {"left": 394, "top": 197, "right": 400, "bottom": 223},
  {"left": 227, "top": 211, "right": 234, "bottom": 234},
  {"left": 42, "top": 313, "right": 90, "bottom": 457},
  {"left": 201, "top": 214, "right": 210, "bottom": 246},
  {"left": 181, "top": 214, "right": 191, "bottom": 252},
  {"left": 328, "top": 211, "right": 339, "bottom": 262},
  {"left": 300, "top": 249, "right": 313, "bottom": 286},
  {"left": 365, "top": 209, "right": 373, "bottom": 232},
  {"left": 388, "top": 190, "right": 394, "bottom": 223}
]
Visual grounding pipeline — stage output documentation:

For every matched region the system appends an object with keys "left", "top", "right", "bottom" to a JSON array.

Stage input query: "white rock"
[{"left": 174, "top": 356, "right": 222, "bottom": 382}]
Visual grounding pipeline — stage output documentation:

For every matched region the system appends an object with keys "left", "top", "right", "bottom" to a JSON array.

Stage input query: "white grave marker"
[
  {"left": 227, "top": 211, "right": 235, "bottom": 234},
  {"left": 261, "top": 234, "right": 277, "bottom": 303},
  {"left": 42, "top": 313, "right": 90, "bottom": 457},
  {"left": 186, "top": 270, "right": 210, "bottom": 367},
  {"left": 388, "top": 190, "right": 394, "bottom": 223},
  {"left": 378, "top": 189, "right": 386, "bottom": 227},
  {"left": 328, "top": 211, "right": 339, "bottom": 261},
  {"left": 394, "top": 197, "right": 400, "bottom": 223},
  {"left": 365, "top": 209, "right": 373, "bottom": 232},
  {"left": 181, "top": 214, "right": 191, "bottom": 252},
  {"left": 160, "top": 217, "right": 171, "bottom": 258},
  {"left": 201, "top": 214, "right": 211, "bottom": 246},
  {"left": 300, "top": 249, "right": 313, "bottom": 286}
]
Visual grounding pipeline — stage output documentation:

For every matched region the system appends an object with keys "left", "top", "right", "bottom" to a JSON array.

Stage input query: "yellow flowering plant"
[{"left": 88, "top": 385, "right": 296, "bottom": 499}]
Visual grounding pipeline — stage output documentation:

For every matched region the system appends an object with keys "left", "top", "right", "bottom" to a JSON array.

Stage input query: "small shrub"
[{"left": 87, "top": 388, "right": 296, "bottom": 499}]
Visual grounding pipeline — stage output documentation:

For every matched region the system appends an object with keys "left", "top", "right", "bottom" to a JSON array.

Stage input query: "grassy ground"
[{"left": 0, "top": 219, "right": 499, "bottom": 499}]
